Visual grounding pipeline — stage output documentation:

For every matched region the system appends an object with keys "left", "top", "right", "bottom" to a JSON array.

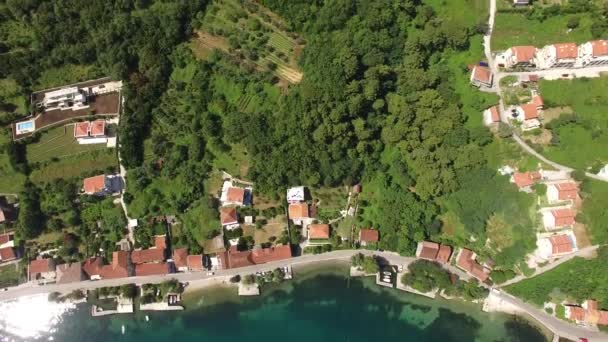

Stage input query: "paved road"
[{"left": 498, "top": 245, "right": 600, "bottom": 287}]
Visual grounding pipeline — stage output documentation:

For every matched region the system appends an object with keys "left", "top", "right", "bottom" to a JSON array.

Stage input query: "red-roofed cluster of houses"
[
  {"left": 74, "top": 120, "right": 106, "bottom": 139},
  {"left": 495, "top": 40, "right": 608, "bottom": 70},
  {"left": 566, "top": 300, "right": 608, "bottom": 326},
  {"left": 218, "top": 245, "right": 292, "bottom": 269},
  {"left": 416, "top": 241, "right": 492, "bottom": 282}
]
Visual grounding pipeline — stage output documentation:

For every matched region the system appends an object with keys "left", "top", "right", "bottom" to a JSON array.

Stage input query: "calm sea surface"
[{"left": 1, "top": 262, "right": 548, "bottom": 342}]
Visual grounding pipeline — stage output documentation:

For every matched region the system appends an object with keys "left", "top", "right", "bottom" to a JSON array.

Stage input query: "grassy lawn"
[
  {"left": 208, "top": 142, "right": 250, "bottom": 179},
  {"left": 27, "top": 124, "right": 109, "bottom": 164},
  {"left": 538, "top": 76, "right": 608, "bottom": 169},
  {"left": 0, "top": 130, "right": 26, "bottom": 193},
  {"left": 425, "top": 0, "right": 488, "bottom": 27},
  {"left": 29, "top": 149, "right": 117, "bottom": 184},
  {"left": 492, "top": 12, "right": 595, "bottom": 51},
  {"left": 0, "top": 264, "right": 22, "bottom": 288},
  {"left": 579, "top": 178, "right": 608, "bottom": 244},
  {"left": 0, "top": 78, "right": 28, "bottom": 115},
  {"left": 34, "top": 64, "right": 101, "bottom": 91},
  {"left": 310, "top": 186, "right": 349, "bottom": 212},
  {"left": 483, "top": 136, "right": 553, "bottom": 171}
]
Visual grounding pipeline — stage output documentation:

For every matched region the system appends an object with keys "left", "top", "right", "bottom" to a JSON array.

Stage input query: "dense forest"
[{"left": 0, "top": 0, "right": 539, "bottom": 273}]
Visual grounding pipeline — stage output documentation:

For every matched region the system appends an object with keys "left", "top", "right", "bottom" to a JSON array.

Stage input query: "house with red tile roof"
[
  {"left": 99, "top": 251, "right": 130, "bottom": 279},
  {"left": 83, "top": 257, "right": 103, "bottom": 280},
  {"left": 496, "top": 46, "right": 537, "bottom": 69},
  {"left": 513, "top": 102, "right": 541, "bottom": 130},
  {"left": 0, "top": 232, "right": 14, "bottom": 248},
  {"left": 135, "top": 262, "right": 170, "bottom": 276},
  {"left": 483, "top": 106, "right": 501, "bottom": 126},
  {"left": 219, "top": 180, "right": 252, "bottom": 207},
  {"left": 308, "top": 224, "right": 330, "bottom": 241},
  {"left": 470, "top": 65, "right": 493, "bottom": 88},
  {"left": 537, "top": 43, "right": 578, "bottom": 68},
  {"left": 172, "top": 248, "right": 188, "bottom": 272},
  {"left": 542, "top": 208, "right": 576, "bottom": 230},
  {"left": 154, "top": 235, "right": 167, "bottom": 250},
  {"left": 536, "top": 233, "right": 577, "bottom": 260},
  {"left": 56, "top": 262, "right": 85, "bottom": 284},
  {"left": 456, "top": 248, "right": 491, "bottom": 282},
  {"left": 579, "top": 40, "right": 608, "bottom": 66},
  {"left": 89, "top": 120, "right": 105, "bottom": 137},
  {"left": 225, "top": 187, "right": 245, "bottom": 206},
  {"left": 416, "top": 241, "right": 452, "bottom": 264},
  {"left": 358, "top": 229, "right": 379, "bottom": 247},
  {"left": 29, "top": 258, "right": 56, "bottom": 282},
  {"left": 531, "top": 95, "right": 544, "bottom": 109},
  {"left": 83, "top": 175, "right": 107, "bottom": 195},
  {"left": 218, "top": 245, "right": 292, "bottom": 269},
  {"left": 131, "top": 248, "right": 165, "bottom": 264},
  {"left": 187, "top": 254, "right": 204, "bottom": 272},
  {"left": 566, "top": 299, "right": 608, "bottom": 326},
  {"left": 0, "top": 246, "right": 17, "bottom": 262},
  {"left": 510, "top": 171, "right": 542, "bottom": 190},
  {"left": 288, "top": 203, "right": 309, "bottom": 225},
  {"left": 74, "top": 121, "right": 90, "bottom": 138},
  {"left": 547, "top": 182, "right": 578, "bottom": 203},
  {"left": 220, "top": 207, "right": 239, "bottom": 230}
]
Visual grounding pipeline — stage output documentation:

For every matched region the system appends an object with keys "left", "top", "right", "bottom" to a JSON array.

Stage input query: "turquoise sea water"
[{"left": 1, "top": 262, "right": 548, "bottom": 342}]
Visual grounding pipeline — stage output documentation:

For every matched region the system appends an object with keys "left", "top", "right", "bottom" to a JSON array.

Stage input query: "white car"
[{"left": 206, "top": 271, "right": 214, "bottom": 276}]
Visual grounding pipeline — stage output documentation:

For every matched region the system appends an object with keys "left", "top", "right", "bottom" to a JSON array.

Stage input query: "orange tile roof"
[
  {"left": 0, "top": 247, "right": 16, "bottom": 261},
  {"left": 436, "top": 245, "right": 452, "bottom": 264},
  {"left": 512, "top": 46, "right": 536, "bottom": 62},
  {"left": 154, "top": 235, "right": 167, "bottom": 249},
  {"left": 591, "top": 40, "right": 608, "bottom": 57},
  {"left": 359, "top": 229, "right": 379, "bottom": 242},
  {"left": 0, "top": 233, "right": 12, "bottom": 245},
  {"left": 251, "top": 245, "right": 292, "bottom": 264},
  {"left": 309, "top": 224, "right": 330, "bottom": 239},
  {"left": 187, "top": 254, "right": 203, "bottom": 271},
  {"left": 288, "top": 203, "right": 309, "bottom": 219},
  {"left": 531, "top": 95, "right": 544, "bottom": 108},
  {"left": 74, "top": 121, "right": 90, "bottom": 138},
  {"left": 521, "top": 103, "right": 539, "bottom": 120},
  {"left": 554, "top": 43, "right": 578, "bottom": 59},
  {"left": 587, "top": 300, "right": 599, "bottom": 311},
  {"left": 131, "top": 248, "right": 165, "bottom": 264},
  {"left": 549, "top": 234, "right": 573, "bottom": 255},
  {"left": 99, "top": 251, "right": 129, "bottom": 279},
  {"left": 555, "top": 182, "right": 578, "bottom": 200},
  {"left": 89, "top": 120, "right": 105, "bottom": 136},
  {"left": 220, "top": 207, "right": 238, "bottom": 225},
  {"left": 83, "top": 175, "right": 106, "bottom": 194},
  {"left": 472, "top": 66, "right": 492, "bottom": 83},
  {"left": 30, "top": 258, "right": 54, "bottom": 275},
  {"left": 598, "top": 310, "right": 608, "bottom": 325},
  {"left": 135, "top": 263, "right": 169, "bottom": 276},
  {"left": 226, "top": 187, "right": 245, "bottom": 203},
  {"left": 489, "top": 106, "right": 500, "bottom": 122},
  {"left": 513, "top": 171, "right": 541, "bottom": 188},
  {"left": 552, "top": 209, "right": 576, "bottom": 227},
  {"left": 219, "top": 249, "right": 255, "bottom": 269},
  {"left": 457, "top": 248, "right": 489, "bottom": 281},
  {"left": 569, "top": 306, "right": 586, "bottom": 321},
  {"left": 173, "top": 248, "right": 188, "bottom": 268},
  {"left": 82, "top": 257, "right": 103, "bottom": 277},
  {"left": 419, "top": 241, "right": 440, "bottom": 260}
]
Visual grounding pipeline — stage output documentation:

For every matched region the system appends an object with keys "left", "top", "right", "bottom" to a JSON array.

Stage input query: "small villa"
[
  {"left": 536, "top": 43, "right": 578, "bottom": 69},
  {"left": 0, "top": 245, "right": 17, "bottom": 263},
  {"left": 219, "top": 180, "right": 252, "bottom": 207},
  {"left": 456, "top": 248, "right": 491, "bottom": 282},
  {"left": 56, "top": 262, "right": 85, "bottom": 284},
  {"left": 496, "top": 45, "right": 537, "bottom": 69},
  {"left": 288, "top": 202, "right": 309, "bottom": 225},
  {"left": 542, "top": 208, "right": 576, "bottom": 230},
  {"left": 186, "top": 254, "right": 204, "bottom": 272},
  {"left": 287, "top": 186, "right": 306, "bottom": 203},
  {"left": 99, "top": 251, "right": 130, "bottom": 279},
  {"left": 73, "top": 119, "right": 107, "bottom": 144},
  {"left": 579, "top": 40, "right": 608, "bottom": 66},
  {"left": 29, "top": 258, "right": 57, "bottom": 283},
  {"left": 416, "top": 241, "right": 452, "bottom": 264},
  {"left": 82, "top": 174, "right": 122, "bottom": 196},
  {"left": 536, "top": 233, "right": 577, "bottom": 260},
  {"left": 470, "top": 65, "right": 493, "bottom": 88},
  {"left": 511, "top": 171, "right": 542, "bottom": 190},
  {"left": 547, "top": 182, "right": 578, "bottom": 203},
  {"left": 218, "top": 245, "right": 292, "bottom": 269},
  {"left": 172, "top": 248, "right": 188, "bottom": 272},
  {"left": 512, "top": 103, "right": 541, "bottom": 130},
  {"left": 483, "top": 106, "right": 500, "bottom": 126},
  {"left": 308, "top": 224, "right": 330, "bottom": 242},
  {"left": 358, "top": 229, "right": 379, "bottom": 247},
  {"left": 220, "top": 207, "right": 240, "bottom": 230}
]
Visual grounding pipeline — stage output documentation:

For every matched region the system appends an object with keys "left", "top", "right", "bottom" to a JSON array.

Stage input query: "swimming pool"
[{"left": 16, "top": 120, "right": 35, "bottom": 134}]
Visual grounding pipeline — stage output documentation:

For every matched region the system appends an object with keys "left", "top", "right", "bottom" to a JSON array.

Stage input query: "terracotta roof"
[
  {"left": 56, "top": 262, "right": 84, "bottom": 284},
  {"left": 226, "top": 187, "right": 245, "bottom": 203},
  {"left": 549, "top": 234, "right": 574, "bottom": 255},
  {"left": 472, "top": 66, "right": 492, "bottom": 83},
  {"left": 220, "top": 207, "right": 238, "bottom": 226},
  {"left": 470, "top": 263, "right": 490, "bottom": 282},
  {"left": 419, "top": 241, "right": 440, "bottom": 260},
  {"left": 521, "top": 103, "right": 539, "bottom": 120},
  {"left": 489, "top": 106, "right": 500, "bottom": 122},
  {"left": 308, "top": 224, "right": 330, "bottom": 239},
  {"left": 288, "top": 203, "right": 309, "bottom": 219},
  {"left": 83, "top": 175, "right": 106, "bottom": 194},
  {"left": 154, "top": 235, "right": 167, "bottom": 249},
  {"left": 0, "top": 233, "right": 12, "bottom": 245},
  {"left": 99, "top": 251, "right": 129, "bottom": 279},
  {"left": 436, "top": 245, "right": 452, "bottom": 264},
  {"left": 173, "top": 248, "right": 188, "bottom": 269},
  {"left": 531, "top": 95, "right": 544, "bottom": 108},
  {"left": 591, "top": 40, "right": 608, "bottom": 57},
  {"left": 457, "top": 248, "right": 490, "bottom": 281},
  {"left": 555, "top": 182, "right": 578, "bottom": 200},
  {"left": 131, "top": 248, "right": 165, "bottom": 264},
  {"left": 552, "top": 209, "right": 576, "bottom": 227},
  {"left": 528, "top": 75, "right": 540, "bottom": 82},
  {"left": 89, "top": 120, "right": 105, "bottom": 136},
  {"left": 187, "top": 254, "right": 203, "bottom": 271},
  {"left": 74, "top": 121, "right": 90, "bottom": 138},
  {"left": 30, "top": 258, "right": 54, "bottom": 275},
  {"left": 251, "top": 245, "right": 292, "bottom": 264},
  {"left": 359, "top": 229, "right": 379, "bottom": 242},
  {"left": 135, "top": 262, "right": 169, "bottom": 276},
  {"left": 587, "top": 300, "right": 599, "bottom": 311},
  {"left": 513, "top": 171, "right": 541, "bottom": 188},
  {"left": 512, "top": 46, "right": 536, "bottom": 62},
  {"left": 569, "top": 306, "right": 586, "bottom": 321},
  {"left": 219, "top": 249, "right": 255, "bottom": 269},
  {"left": 82, "top": 257, "right": 103, "bottom": 277},
  {"left": 554, "top": 43, "right": 578, "bottom": 60},
  {"left": 0, "top": 247, "right": 16, "bottom": 261},
  {"left": 598, "top": 311, "right": 608, "bottom": 325}
]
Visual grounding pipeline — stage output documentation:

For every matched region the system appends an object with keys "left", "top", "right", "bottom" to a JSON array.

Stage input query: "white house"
[
  {"left": 470, "top": 66, "right": 493, "bottom": 88},
  {"left": 536, "top": 233, "right": 577, "bottom": 260},
  {"left": 579, "top": 40, "right": 608, "bottom": 67},
  {"left": 535, "top": 43, "right": 578, "bottom": 69},
  {"left": 547, "top": 182, "right": 578, "bottom": 203},
  {"left": 287, "top": 186, "right": 305, "bottom": 203},
  {"left": 483, "top": 106, "right": 500, "bottom": 126},
  {"left": 43, "top": 87, "right": 88, "bottom": 111},
  {"left": 495, "top": 46, "right": 537, "bottom": 69},
  {"left": 542, "top": 208, "right": 576, "bottom": 230},
  {"left": 511, "top": 103, "right": 541, "bottom": 130}
]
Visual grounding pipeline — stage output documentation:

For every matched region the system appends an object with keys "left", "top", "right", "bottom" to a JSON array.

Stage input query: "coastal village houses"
[
  {"left": 547, "top": 182, "right": 579, "bottom": 204},
  {"left": 358, "top": 229, "right": 379, "bottom": 247},
  {"left": 511, "top": 171, "right": 542, "bottom": 191},
  {"left": 220, "top": 207, "right": 240, "bottom": 230},
  {"left": 566, "top": 300, "right": 608, "bottom": 326},
  {"left": 29, "top": 258, "right": 56, "bottom": 283},
  {"left": 470, "top": 65, "right": 493, "bottom": 88},
  {"left": 579, "top": 40, "right": 608, "bottom": 66},
  {"left": 456, "top": 248, "right": 491, "bottom": 282},
  {"left": 218, "top": 245, "right": 292, "bottom": 269},
  {"left": 542, "top": 208, "right": 576, "bottom": 230},
  {"left": 415, "top": 241, "right": 452, "bottom": 264},
  {"left": 536, "top": 233, "right": 577, "bottom": 260},
  {"left": 0, "top": 232, "right": 18, "bottom": 263},
  {"left": 496, "top": 46, "right": 537, "bottom": 69},
  {"left": 74, "top": 119, "right": 107, "bottom": 144},
  {"left": 307, "top": 224, "right": 330, "bottom": 243}
]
